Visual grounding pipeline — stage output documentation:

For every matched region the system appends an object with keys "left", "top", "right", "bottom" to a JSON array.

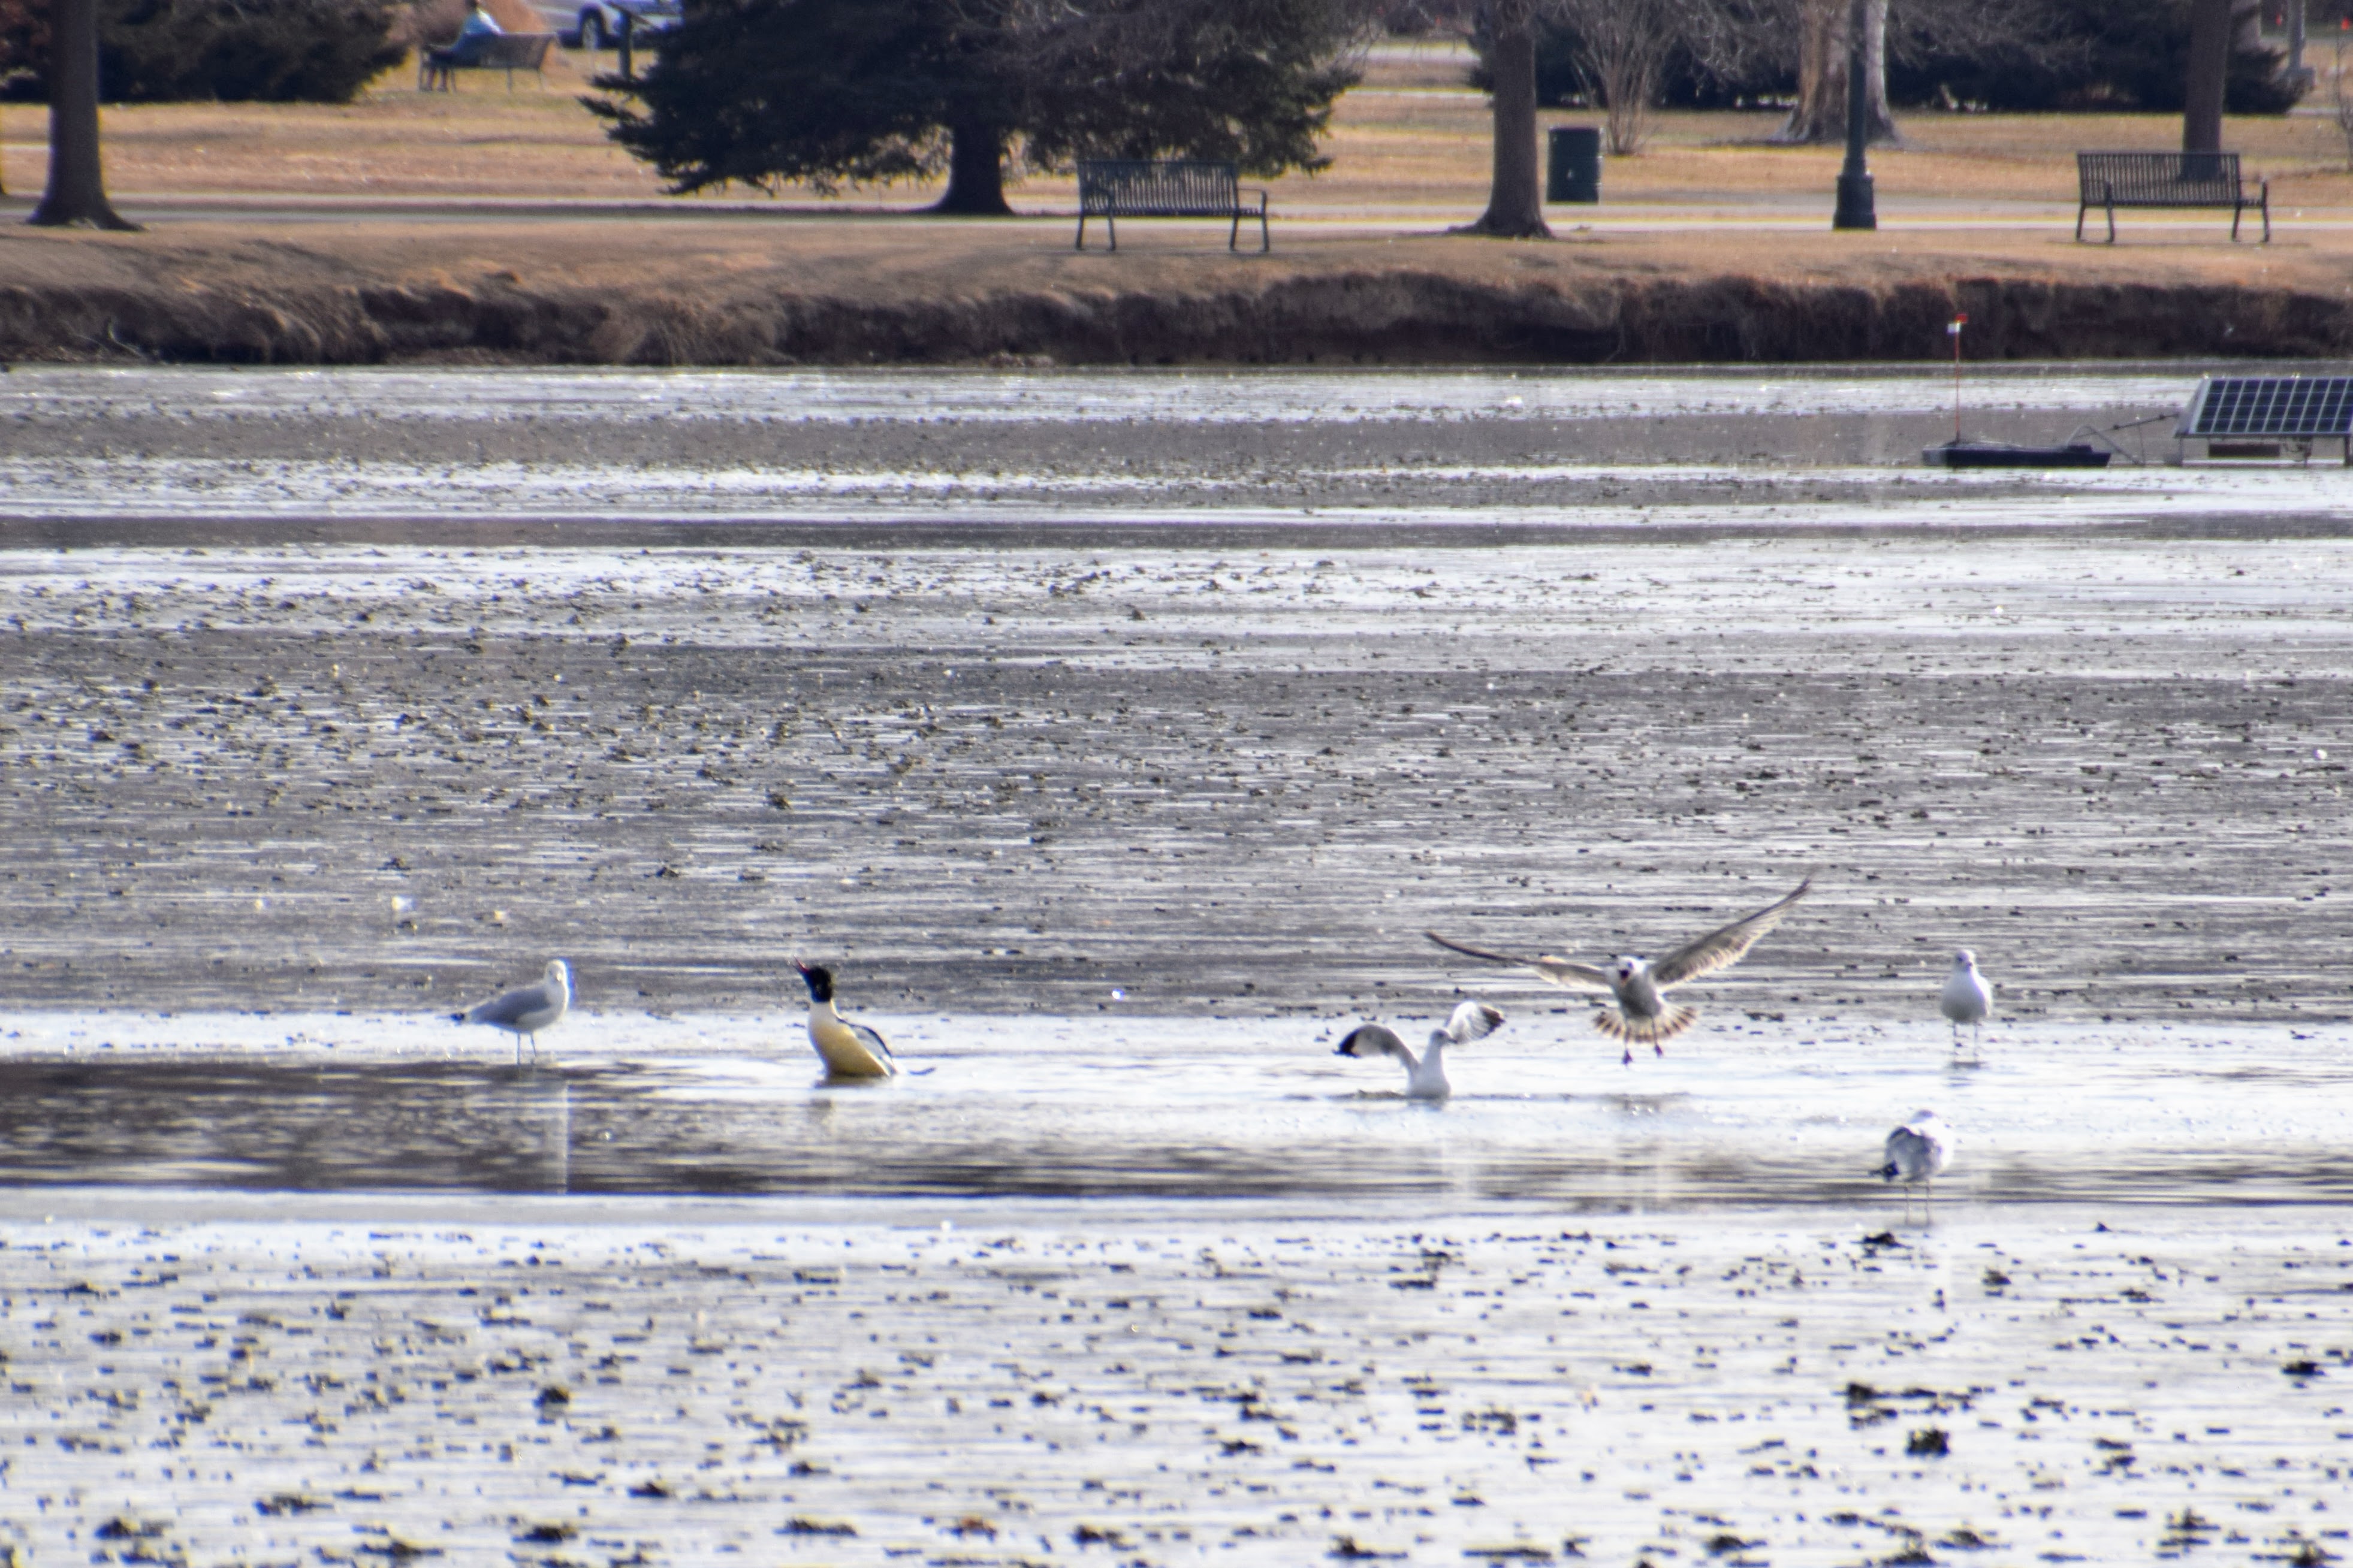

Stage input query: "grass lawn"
[{"left": 4, "top": 38, "right": 2349, "bottom": 216}]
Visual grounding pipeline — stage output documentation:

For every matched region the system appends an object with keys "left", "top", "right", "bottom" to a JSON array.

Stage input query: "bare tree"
[
  {"left": 29, "top": 0, "right": 135, "bottom": 228},
  {"left": 1548, "top": 0, "right": 1685, "bottom": 153},
  {"left": 2182, "top": 0, "right": 2230, "bottom": 151},
  {"left": 1462, "top": 0, "right": 1549, "bottom": 235},
  {"left": 1779, "top": 0, "right": 1891, "bottom": 143},
  {"left": 1764, "top": 0, "right": 2067, "bottom": 144},
  {"left": 2329, "top": 33, "right": 2353, "bottom": 168}
]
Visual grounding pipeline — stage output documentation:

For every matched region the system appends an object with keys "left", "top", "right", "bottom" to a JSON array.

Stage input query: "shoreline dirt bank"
[{"left": 2, "top": 221, "right": 2346, "bottom": 366}]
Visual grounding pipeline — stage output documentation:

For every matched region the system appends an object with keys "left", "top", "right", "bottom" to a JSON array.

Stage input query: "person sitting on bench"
[{"left": 458, "top": 0, "right": 502, "bottom": 39}]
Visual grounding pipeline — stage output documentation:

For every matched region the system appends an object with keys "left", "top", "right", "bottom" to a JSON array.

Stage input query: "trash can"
[{"left": 1546, "top": 126, "right": 1601, "bottom": 204}]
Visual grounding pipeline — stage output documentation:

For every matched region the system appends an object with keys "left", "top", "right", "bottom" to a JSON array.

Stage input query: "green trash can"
[{"left": 1547, "top": 126, "right": 1601, "bottom": 203}]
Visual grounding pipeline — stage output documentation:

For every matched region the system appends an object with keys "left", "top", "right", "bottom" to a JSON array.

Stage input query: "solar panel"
[{"left": 2179, "top": 376, "right": 2353, "bottom": 439}]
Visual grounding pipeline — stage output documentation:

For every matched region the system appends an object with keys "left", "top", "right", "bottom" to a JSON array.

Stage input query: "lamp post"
[{"left": 1831, "top": 0, "right": 1876, "bottom": 230}]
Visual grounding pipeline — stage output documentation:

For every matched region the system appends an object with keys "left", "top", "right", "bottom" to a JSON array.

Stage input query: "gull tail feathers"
[{"left": 1591, "top": 1004, "right": 1699, "bottom": 1047}]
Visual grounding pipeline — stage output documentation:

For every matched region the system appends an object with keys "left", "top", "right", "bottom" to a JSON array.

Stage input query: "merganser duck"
[{"left": 794, "top": 959, "right": 898, "bottom": 1079}]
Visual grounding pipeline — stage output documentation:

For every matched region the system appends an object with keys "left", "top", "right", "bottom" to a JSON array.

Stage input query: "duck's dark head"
[{"left": 794, "top": 960, "right": 834, "bottom": 1004}]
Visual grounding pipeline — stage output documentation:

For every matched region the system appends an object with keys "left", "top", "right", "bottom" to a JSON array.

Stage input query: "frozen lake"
[
  {"left": 2, "top": 364, "right": 2349, "bottom": 1565},
  {"left": 2, "top": 359, "right": 2343, "bottom": 528}
]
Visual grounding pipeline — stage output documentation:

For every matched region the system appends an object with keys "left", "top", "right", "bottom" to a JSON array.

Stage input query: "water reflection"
[{"left": 2, "top": 1040, "right": 2349, "bottom": 1208}]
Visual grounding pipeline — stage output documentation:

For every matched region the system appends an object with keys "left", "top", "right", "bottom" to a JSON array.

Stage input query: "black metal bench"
[
  {"left": 1075, "top": 161, "right": 1269, "bottom": 253},
  {"left": 420, "top": 31, "right": 556, "bottom": 90},
  {"left": 2075, "top": 151, "right": 2268, "bottom": 243}
]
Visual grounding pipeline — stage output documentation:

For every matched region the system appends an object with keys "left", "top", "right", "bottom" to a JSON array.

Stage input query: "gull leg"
[
  {"left": 1622, "top": 1046, "right": 1633, "bottom": 1067},
  {"left": 1654, "top": 1042, "right": 1666, "bottom": 1058},
  {"left": 512, "top": 1032, "right": 523, "bottom": 1068}
]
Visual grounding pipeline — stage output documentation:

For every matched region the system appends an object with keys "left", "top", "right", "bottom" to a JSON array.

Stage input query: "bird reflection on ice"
[{"left": 0, "top": 1011, "right": 2348, "bottom": 1208}]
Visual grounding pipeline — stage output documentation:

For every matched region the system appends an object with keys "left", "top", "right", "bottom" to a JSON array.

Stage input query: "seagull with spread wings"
[
  {"left": 1334, "top": 1000, "right": 1506, "bottom": 1102},
  {"left": 1426, "top": 878, "right": 1811, "bottom": 1064}
]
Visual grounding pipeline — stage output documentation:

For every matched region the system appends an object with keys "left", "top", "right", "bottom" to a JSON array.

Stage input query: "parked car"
[{"left": 535, "top": 0, "right": 678, "bottom": 49}]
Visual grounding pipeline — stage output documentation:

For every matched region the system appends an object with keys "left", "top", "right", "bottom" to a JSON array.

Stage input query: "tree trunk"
[
  {"left": 29, "top": 0, "right": 136, "bottom": 229},
  {"left": 933, "top": 120, "right": 1012, "bottom": 216},
  {"left": 1779, "top": 0, "right": 1894, "bottom": 145},
  {"left": 2183, "top": 0, "right": 2231, "bottom": 152},
  {"left": 1465, "top": 1, "right": 1549, "bottom": 238}
]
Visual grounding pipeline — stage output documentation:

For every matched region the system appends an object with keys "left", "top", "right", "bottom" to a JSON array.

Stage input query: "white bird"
[
  {"left": 795, "top": 960, "right": 899, "bottom": 1080},
  {"left": 452, "top": 958, "right": 571, "bottom": 1067},
  {"left": 1427, "top": 878, "right": 1811, "bottom": 1064},
  {"left": 1334, "top": 1000, "right": 1506, "bottom": 1101},
  {"left": 1940, "top": 949, "right": 1992, "bottom": 1046},
  {"left": 1876, "top": 1109, "right": 1954, "bottom": 1216}
]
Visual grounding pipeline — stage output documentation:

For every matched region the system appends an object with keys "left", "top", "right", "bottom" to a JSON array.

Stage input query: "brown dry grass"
[
  {"left": 3, "top": 38, "right": 2349, "bottom": 212},
  {"left": 2, "top": 38, "right": 2346, "bottom": 364}
]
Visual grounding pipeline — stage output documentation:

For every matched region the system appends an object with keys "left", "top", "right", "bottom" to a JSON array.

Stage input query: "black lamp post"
[{"left": 1831, "top": 0, "right": 1876, "bottom": 230}]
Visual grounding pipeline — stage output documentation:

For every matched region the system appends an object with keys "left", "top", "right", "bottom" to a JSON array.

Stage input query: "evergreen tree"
[{"left": 588, "top": 0, "right": 1363, "bottom": 213}]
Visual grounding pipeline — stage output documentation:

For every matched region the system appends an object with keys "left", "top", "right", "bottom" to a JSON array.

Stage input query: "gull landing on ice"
[
  {"left": 1940, "top": 950, "right": 1993, "bottom": 1047},
  {"left": 1426, "top": 878, "right": 1811, "bottom": 1065},
  {"left": 1334, "top": 1001, "right": 1505, "bottom": 1101}
]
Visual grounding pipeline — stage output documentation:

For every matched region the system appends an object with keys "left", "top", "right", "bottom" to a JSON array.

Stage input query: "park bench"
[
  {"left": 419, "top": 31, "right": 556, "bottom": 92},
  {"left": 2075, "top": 150, "right": 2268, "bottom": 243},
  {"left": 1075, "top": 161, "right": 1270, "bottom": 253}
]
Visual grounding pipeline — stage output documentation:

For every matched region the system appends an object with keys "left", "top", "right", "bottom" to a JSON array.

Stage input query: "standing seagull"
[
  {"left": 1335, "top": 1001, "right": 1506, "bottom": 1101},
  {"left": 453, "top": 958, "right": 571, "bottom": 1067},
  {"left": 1940, "top": 950, "right": 1993, "bottom": 1047},
  {"left": 795, "top": 960, "right": 900, "bottom": 1080},
  {"left": 1427, "top": 878, "right": 1811, "bottom": 1065},
  {"left": 1876, "top": 1109, "right": 1954, "bottom": 1218}
]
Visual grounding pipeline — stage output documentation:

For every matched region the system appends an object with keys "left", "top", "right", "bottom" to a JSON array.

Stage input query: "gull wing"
[
  {"left": 1443, "top": 1001, "right": 1505, "bottom": 1044},
  {"left": 1335, "top": 1024, "right": 1414, "bottom": 1065},
  {"left": 1425, "top": 932, "right": 1615, "bottom": 995},
  {"left": 464, "top": 981, "right": 550, "bottom": 1029},
  {"left": 1648, "top": 878, "right": 1811, "bottom": 990}
]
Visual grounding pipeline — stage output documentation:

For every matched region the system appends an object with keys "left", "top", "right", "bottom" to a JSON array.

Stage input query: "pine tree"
[{"left": 588, "top": 0, "right": 1363, "bottom": 213}]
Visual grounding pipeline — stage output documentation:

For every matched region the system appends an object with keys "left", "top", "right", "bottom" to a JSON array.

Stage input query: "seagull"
[
  {"left": 795, "top": 960, "right": 900, "bottom": 1080},
  {"left": 1334, "top": 1001, "right": 1505, "bottom": 1101},
  {"left": 1940, "top": 949, "right": 1992, "bottom": 1046},
  {"left": 1876, "top": 1109, "right": 1954, "bottom": 1217},
  {"left": 1426, "top": 878, "right": 1811, "bottom": 1064},
  {"left": 452, "top": 958, "right": 571, "bottom": 1067}
]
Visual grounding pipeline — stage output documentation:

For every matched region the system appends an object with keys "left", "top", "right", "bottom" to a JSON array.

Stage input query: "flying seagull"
[
  {"left": 453, "top": 957, "right": 571, "bottom": 1067},
  {"left": 1876, "top": 1109, "right": 1954, "bottom": 1217},
  {"left": 1334, "top": 1000, "right": 1505, "bottom": 1101},
  {"left": 1940, "top": 949, "right": 1992, "bottom": 1047},
  {"left": 1426, "top": 878, "right": 1811, "bottom": 1064},
  {"left": 795, "top": 959, "right": 900, "bottom": 1080}
]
